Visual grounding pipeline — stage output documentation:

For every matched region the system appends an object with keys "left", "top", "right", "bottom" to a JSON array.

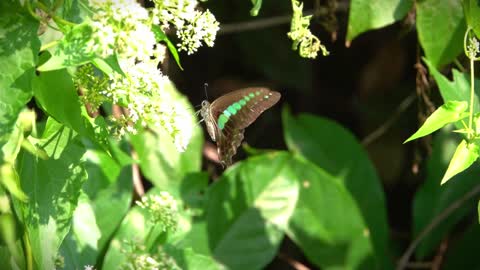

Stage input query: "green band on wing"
[
  {"left": 218, "top": 114, "right": 229, "bottom": 129},
  {"left": 233, "top": 102, "right": 242, "bottom": 110},
  {"left": 227, "top": 105, "right": 237, "bottom": 115}
]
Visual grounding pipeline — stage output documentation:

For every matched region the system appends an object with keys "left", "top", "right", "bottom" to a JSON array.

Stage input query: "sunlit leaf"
[
  {"left": 0, "top": 1, "right": 39, "bottom": 137},
  {"left": 417, "top": 0, "right": 466, "bottom": 67},
  {"left": 441, "top": 139, "right": 479, "bottom": 184},
  {"left": 404, "top": 101, "right": 468, "bottom": 143},
  {"left": 346, "top": 0, "right": 413, "bottom": 43},
  {"left": 463, "top": 0, "right": 480, "bottom": 38}
]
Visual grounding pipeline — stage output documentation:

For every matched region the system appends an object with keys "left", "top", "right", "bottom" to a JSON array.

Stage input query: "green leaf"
[
  {"left": 13, "top": 118, "right": 87, "bottom": 270},
  {"left": 0, "top": 213, "right": 24, "bottom": 268},
  {"left": 282, "top": 107, "right": 392, "bottom": 268},
  {"left": 442, "top": 222, "right": 480, "bottom": 269},
  {"left": 86, "top": 165, "right": 132, "bottom": 251},
  {"left": 32, "top": 68, "right": 108, "bottom": 148},
  {"left": 286, "top": 158, "right": 377, "bottom": 269},
  {"left": 102, "top": 187, "right": 184, "bottom": 270},
  {"left": 424, "top": 58, "right": 480, "bottom": 114},
  {"left": 250, "top": 0, "right": 263, "bottom": 16},
  {"left": 0, "top": 164, "right": 28, "bottom": 202},
  {"left": 0, "top": 1, "right": 39, "bottom": 137},
  {"left": 463, "top": 0, "right": 480, "bottom": 38},
  {"left": 205, "top": 152, "right": 299, "bottom": 269},
  {"left": 413, "top": 127, "right": 480, "bottom": 259},
  {"left": 165, "top": 246, "right": 222, "bottom": 270},
  {"left": 59, "top": 150, "right": 133, "bottom": 269},
  {"left": 151, "top": 25, "right": 183, "bottom": 70},
  {"left": 404, "top": 101, "right": 468, "bottom": 143},
  {"left": 130, "top": 125, "right": 203, "bottom": 195},
  {"left": 37, "top": 23, "right": 95, "bottom": 71},
  {"left": 92, "top": 54, "right": 125, "bottom": 76},
  {"left": 1, "top": 117, "right": 24, "bottom": 164},
  {"left": 441, "top": 139, "right": 479, "bottom": 184},
  {"left": 417, "top": 0, "right": 466, "bottom": 67},
  {"left": 60, "top": 194, "right": 100, "bottom": 269},
  {"left": 346, "top": 0, "right": 413, "bottom": 43}
]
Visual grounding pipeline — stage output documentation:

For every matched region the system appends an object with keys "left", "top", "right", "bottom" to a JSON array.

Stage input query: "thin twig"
[
  {"left": 396, "top": 184, "right": 480, "bottom": 270},
  {"left": 277, "top": 252, "right": 311, "bottom": 270},
  {"left": 404, "top": 261, "right": 432, "bottom": 269},
  {"left": 131, "top": 150, "right": 145, "bottom": 197},
  {"left": 362, "top": 93, "right": 416, "bottom": 146},
  {"left": 219, "top": 2, "right": 349, "bottom": 35}
]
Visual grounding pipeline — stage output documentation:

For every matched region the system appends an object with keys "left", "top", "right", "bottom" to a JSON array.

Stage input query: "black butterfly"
[{"left": 200, "top": 87, "right": 281, "bottom": 166}]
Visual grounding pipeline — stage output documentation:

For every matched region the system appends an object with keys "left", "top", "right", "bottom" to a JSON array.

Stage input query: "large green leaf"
[
  {"left": 441, "top": 139, "right": 479, "bottom": 184},
  {"left": 60, "top": 193, "right": 101, "bottom": 269},
  {"left": 37, "top": 23, "right": 95, "bottom": 72},
  {"left": 13, "top": 118, "right": 87, "bottom": 270},
  {"left": 417, "top": 0, "right": 466, "bottom": 67},
  {"left": 404, "top": 101, "right": 468, "bottom": 143},
  {"left": 413, "top": 127, "right": 480, "bottom": 259},
  {"left": 32, "top": 68, "right": 109, "bottom": 148},
  {"left": 282, "top": 107, "right": 391, "bottom": 268},
  {"left": 463, "top": 0, "right": 480, "bottom": 39},
  {"left": 346, "top": 0, "right": 413, "bottom": 43},
  {"left": 165, "top": 246, "right": 221, "bottom": 270},
  {"left": 59, "top": 151, "right": 133, "bottom": 269},
  {"left": 0, "top": 1, "right": 39, "bottom": 137},
  {"left": 286, "top": 158, "right": 376, "bottom": 269},
  {"left": 424, "top": 58, "right": 480, "bottom": 111},
  {"left": 205, "top": 152, "right": 299, "bottom": 269}
]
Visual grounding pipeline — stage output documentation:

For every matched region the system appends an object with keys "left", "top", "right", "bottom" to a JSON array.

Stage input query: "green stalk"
[
  {"left": 23, "top": 232, "right": 33, "bottom": 270},
  {"left": 469, "top": 55, "right": 474, "bottom": 139}
]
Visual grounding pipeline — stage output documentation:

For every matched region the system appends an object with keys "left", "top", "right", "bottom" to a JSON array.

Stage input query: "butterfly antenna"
[{"left": 204, "top": 83, "right": 209, "bottom": 100}]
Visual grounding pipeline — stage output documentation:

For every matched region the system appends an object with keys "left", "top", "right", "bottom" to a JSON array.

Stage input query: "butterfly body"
[{"left": 200, "top": 87, "right": 281, "bottom": 167}]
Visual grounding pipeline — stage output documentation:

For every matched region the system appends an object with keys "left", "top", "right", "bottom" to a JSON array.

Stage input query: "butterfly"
[{"left": 199, "top": 87, "right": 281, "bottom": 167}]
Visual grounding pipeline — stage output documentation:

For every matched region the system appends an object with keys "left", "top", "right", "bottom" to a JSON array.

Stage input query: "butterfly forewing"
[
  {"left": 204, "top": 87, "right": 281, "bottom": 166},
  {"left": 210, "top": 88, "right": 281, "bottom": 130}
]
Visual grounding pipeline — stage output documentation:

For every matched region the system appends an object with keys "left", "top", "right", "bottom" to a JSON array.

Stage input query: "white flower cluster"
[
  {"left": 78, "top": 0, "right": 199, "bottom": 152},
  {"left": 103, "top": 58, "right": 193, "bottom": 152},
  {"left": 121, "top": 242, "right": 181, "bottom": 270},
  {"left": 467, "top": 36, "right": 480, "bottom": 59},
  {"left": 86, "top": 0, "right": 156, "bottom": 62},
  {"left": 131, "top": 254, "right": 161, "bottom": 270},
  {"left": 153, "top": 0, "right": 220, "bottom": 54},
  {"left": 136, "top": 192, "right": 179, "bottom": 232}
]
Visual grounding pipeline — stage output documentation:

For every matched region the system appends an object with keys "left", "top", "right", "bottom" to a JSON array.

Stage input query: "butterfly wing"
[{"left": 209, "top": 87, "right": 281, "bottom": 166}]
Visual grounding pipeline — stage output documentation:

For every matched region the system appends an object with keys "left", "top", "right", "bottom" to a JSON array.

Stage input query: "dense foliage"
[{"left": 1, "top": 0, "right": 480, "bottom": 270}]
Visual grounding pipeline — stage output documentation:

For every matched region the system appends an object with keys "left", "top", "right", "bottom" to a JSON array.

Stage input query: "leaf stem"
[
  {"left": 40, "top": 40, "right": 59, "bottom": 52},
  {"left": 469, "top": 51, "right": 475, "bottom": 139},
  {"left": 23, "top": 232, "right": 33, "bottom": 270}
]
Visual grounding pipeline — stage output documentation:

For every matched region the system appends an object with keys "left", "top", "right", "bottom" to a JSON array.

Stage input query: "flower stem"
[{"left": 469, "top": 55, "right": 474, "bottom": 139}]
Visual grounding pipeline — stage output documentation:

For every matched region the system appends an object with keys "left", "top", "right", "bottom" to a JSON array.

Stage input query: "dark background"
[{"left": 168, "top": 0, "right": 437, "bottom": 267}]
